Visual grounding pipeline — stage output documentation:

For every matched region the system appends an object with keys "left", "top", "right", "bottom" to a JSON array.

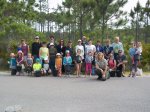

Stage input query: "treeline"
[{"left": 0, "top": 0, "right": 150, "bottom": 70}]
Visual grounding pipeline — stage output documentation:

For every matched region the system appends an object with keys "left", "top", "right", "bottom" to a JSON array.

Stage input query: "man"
[
  {"left": 47, "top": 35, "right": 57, "bottom": 48},
  {"left": 103, "top": 39, "right": 113, "bottom": 59},
  {"left": 96, "top": 40, "right": 104, "bottom": 53},
  {"left": 116, "top": 50, "right": 127, "bottom": 77},
  {"left": 31, "top": 36, "right": 42, "bottom": 62}
]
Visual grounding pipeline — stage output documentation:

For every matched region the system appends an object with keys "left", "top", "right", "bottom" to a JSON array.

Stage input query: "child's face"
[
  {"left": 57, "top": 55, "right": 61, "bottom": 58},
  {"left": 77, "top": 49, "right": 81, "bottom": 54},
  {"left": 89, "top": 52, "right": 92, "bottom": 56},
  {"left": 66, "top": 53, "right": 69, "bottom": 56},
  {"left": 18, "top": 53, "right": 22, "bottom": 56},
  {"left": 44, "top": 60, "right": 49, "bottom": 64},
  {"left": 28, "top": 54, "right": 31, "bottom": 58},
  {"left": 10, "top": 53, "right": 15, "bottom": 58}
]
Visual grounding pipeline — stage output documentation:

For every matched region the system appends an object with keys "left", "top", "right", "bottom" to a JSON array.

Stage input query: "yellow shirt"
[
  {"left": 39, "top": 47, "right": 49, "bottom": 59},
  {"left": 33, "top": 63, "right": 42, "bottom": 71}
]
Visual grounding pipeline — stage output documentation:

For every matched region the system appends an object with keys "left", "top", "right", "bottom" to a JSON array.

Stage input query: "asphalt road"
[{"left": 0, "top": 73, "right": 150, "bottom": 112}]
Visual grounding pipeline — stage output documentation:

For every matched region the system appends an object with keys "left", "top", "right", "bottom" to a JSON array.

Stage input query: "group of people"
[{"left": 9, "top": 35, "right": 142, "bottom": 81}]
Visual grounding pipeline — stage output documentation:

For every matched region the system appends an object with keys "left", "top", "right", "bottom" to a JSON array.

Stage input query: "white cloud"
[{"left": 48, "top": 0, "right": 148, "bottom": 12}]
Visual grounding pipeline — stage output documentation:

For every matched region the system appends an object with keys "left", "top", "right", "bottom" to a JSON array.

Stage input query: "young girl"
[
  {"left": 55, "top": 53, "right": 62, "bottom": 77},
  {"left": 16, "top": 50, "right": 24, "bottom": 75},
  {"left": 132, "top": 42, "right": 142, "bottom": 77},
  {"left": 85, "top": 51, "right": 93, "bottom": 77},
  {"left": 9, "top": 53, "right": 17, "bottom": 75},
  {"left": 107, "top": 53, "right": 116, "bottom": 77},
  {"left": 75, "top": 49, "right": 82, "bottom": 77},
  {"left": 25, "top": 53, "right": 33, "bottom": 75},
  {"left": 63, "top": 50, "right": 72, "bottom": 76}
]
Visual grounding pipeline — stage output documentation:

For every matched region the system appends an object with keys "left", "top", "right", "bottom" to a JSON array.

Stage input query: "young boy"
[
  {"left": 33, "top": 58, "right": 42, "bottom": 77},
  {"left": 9, "top": 53, "right": 17, "bottom": 75},
  {"left": 63, "top": 50, "right": 72, "bottom": 76}
]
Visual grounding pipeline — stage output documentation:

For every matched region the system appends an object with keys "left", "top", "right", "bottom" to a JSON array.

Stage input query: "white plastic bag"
[{"left": 135, "top": 68, "right": 143, "bottom": 76}]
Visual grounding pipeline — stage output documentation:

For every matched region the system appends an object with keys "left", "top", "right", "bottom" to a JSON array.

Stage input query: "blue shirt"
[{"left": 129, "top": 48, "right": 136, "bottom": 57}]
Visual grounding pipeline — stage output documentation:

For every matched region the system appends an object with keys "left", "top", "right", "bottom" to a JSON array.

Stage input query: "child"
[
  {"left": 75, "top": 49, "right": 82, "bottom": 77},
  {"left": 85, "top": 51, "right": 93, "bottom": 77},
  {"left": 132, "top": 42, "right": 142, "bottom": 77},
  {"left": 9, "top": 53, "right": 17, "bottom": 75},
  {"left": 42, "top": 57, "right": 51, "bottom": 75},
  {"left": 16, "top": 50, "right": 24, "bottom": 76},
  {"left": 63, "top": 50, "right": 72, "bottom": 76},
  {"left": 25, "top": 53, "right": 33, "bottom": 75},
  {"left": 107, "top": 53, "right": 116, "bottom": 77},
  {"left": 91, "top": 52, "right": 98, "bottom": 75},
  {"left": 55, "top": 53, "right": 62, "bottom": 77},
  {"left": 33, "top": 58, "right": 42, "bottom": 77}
]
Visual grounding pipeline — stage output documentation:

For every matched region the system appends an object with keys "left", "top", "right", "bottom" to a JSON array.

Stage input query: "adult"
[
  {"left": 116, "top": 50, "right": 127, "bottom": 77},
  {"left": 49, "top": 43, "right": 57, "bottom": 76},
  {"left": 39, "top": 42, "right": 49, "bottom": 65},
  {"left": 81, "top": 36, "right": 88, "bottom": 51},
  {"left": 47, "top": 35, "right": 57, "bottom": 48},
  {"left": 103, "top": 39, "right": 113, "bottom": 59},
  {"left": 95, "top": 40, "right": 104, "bottom": 53},
  {"left": 85, "top": 39, "right": 96, "bottom": 55},
  {"left": 112, "top": 37, "right": 124, "bottom": 60},
  {"left": 31, "top": 36, "right": 42, "bottom": 62},
  {"left": 95, "top": 52, "right": 109, "bottom": 81},
  {"left": 56, "top": 39, "right": 66, "bottom": 57},
  {"left": 21, "top": 39, "right": 30, "bottom": 62}
]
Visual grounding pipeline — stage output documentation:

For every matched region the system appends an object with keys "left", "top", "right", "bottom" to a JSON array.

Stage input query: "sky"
[{"left": 48, "top": 0, "right": 148, "bottom": 13}]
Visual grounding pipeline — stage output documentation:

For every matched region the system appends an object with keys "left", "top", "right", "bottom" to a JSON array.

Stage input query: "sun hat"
[{"left": 56, "top": 53, "right": 61, "bottom": 56}]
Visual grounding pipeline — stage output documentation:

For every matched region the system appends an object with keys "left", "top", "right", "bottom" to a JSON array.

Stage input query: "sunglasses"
[{"left": 35, "top": 38, "right": 39, "bottom": 39}]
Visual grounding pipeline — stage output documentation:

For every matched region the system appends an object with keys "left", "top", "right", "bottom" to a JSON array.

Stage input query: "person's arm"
[
  {"left": 39, "top": 48, "right": 42, "bottom": 58},
  {"left": 63, "top": 57, "right": 66, "bottom": 65},
  {"left": 47, "top": 48, "right": 49, "bottom": 58},
  {"left": 112, "top": 60, "right": 116, "bottom": 70},
  {"left": 82, "top": 46, "right": 84, "bottom": 57},
  {"left": 60, "top": 58, "right": 62, "bottom": 67},
  {"left": 31, "top": 43, "right": 34, "bottom": 55},
  {"left": 27, "top": 45, "right": 30, "bottom": 53}
]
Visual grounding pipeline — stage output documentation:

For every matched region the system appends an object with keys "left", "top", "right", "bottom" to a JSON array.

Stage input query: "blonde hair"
[{"left": 97, "top": 52, "right": 104, "bottom": 60}]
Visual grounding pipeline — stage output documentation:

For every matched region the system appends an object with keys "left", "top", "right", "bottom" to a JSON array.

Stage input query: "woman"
[
  {"left": 95, "top": 52, "right": 109, "bottom": 81},
  {"left": 56, "top": 39, "right": 66, "bottom": 57},
  {"left": 103, "top": 39, "right": 113, "bottom": 59},
  {"left": 39, "top": 42, "right": 49, "bottom": 65}
]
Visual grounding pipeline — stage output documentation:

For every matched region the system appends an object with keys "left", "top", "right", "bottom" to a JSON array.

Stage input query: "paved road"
[{"left": 0, "top": 73, "right": 150, "bottom": 112}]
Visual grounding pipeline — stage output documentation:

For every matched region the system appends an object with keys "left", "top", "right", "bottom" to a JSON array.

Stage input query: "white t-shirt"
[
  {"left": 75, "top": 45, "right": 84, "bottom": 59},
  {"left": 85, "top": 45, "right": 96, "bottom": 54}
]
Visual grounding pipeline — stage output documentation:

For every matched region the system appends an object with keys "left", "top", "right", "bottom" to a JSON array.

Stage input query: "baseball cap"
[
  {"left": 56, "top": 53, "right": 61, "bottom": 56},
  {"left": 50, "top": 43, "right": 54, "bottom": 46},
  {"left": 35, "top": 36, "right": 39, "bottom": 39},
  {"left": 78, "top": 39, "right": 82, "bottom": 42}
]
